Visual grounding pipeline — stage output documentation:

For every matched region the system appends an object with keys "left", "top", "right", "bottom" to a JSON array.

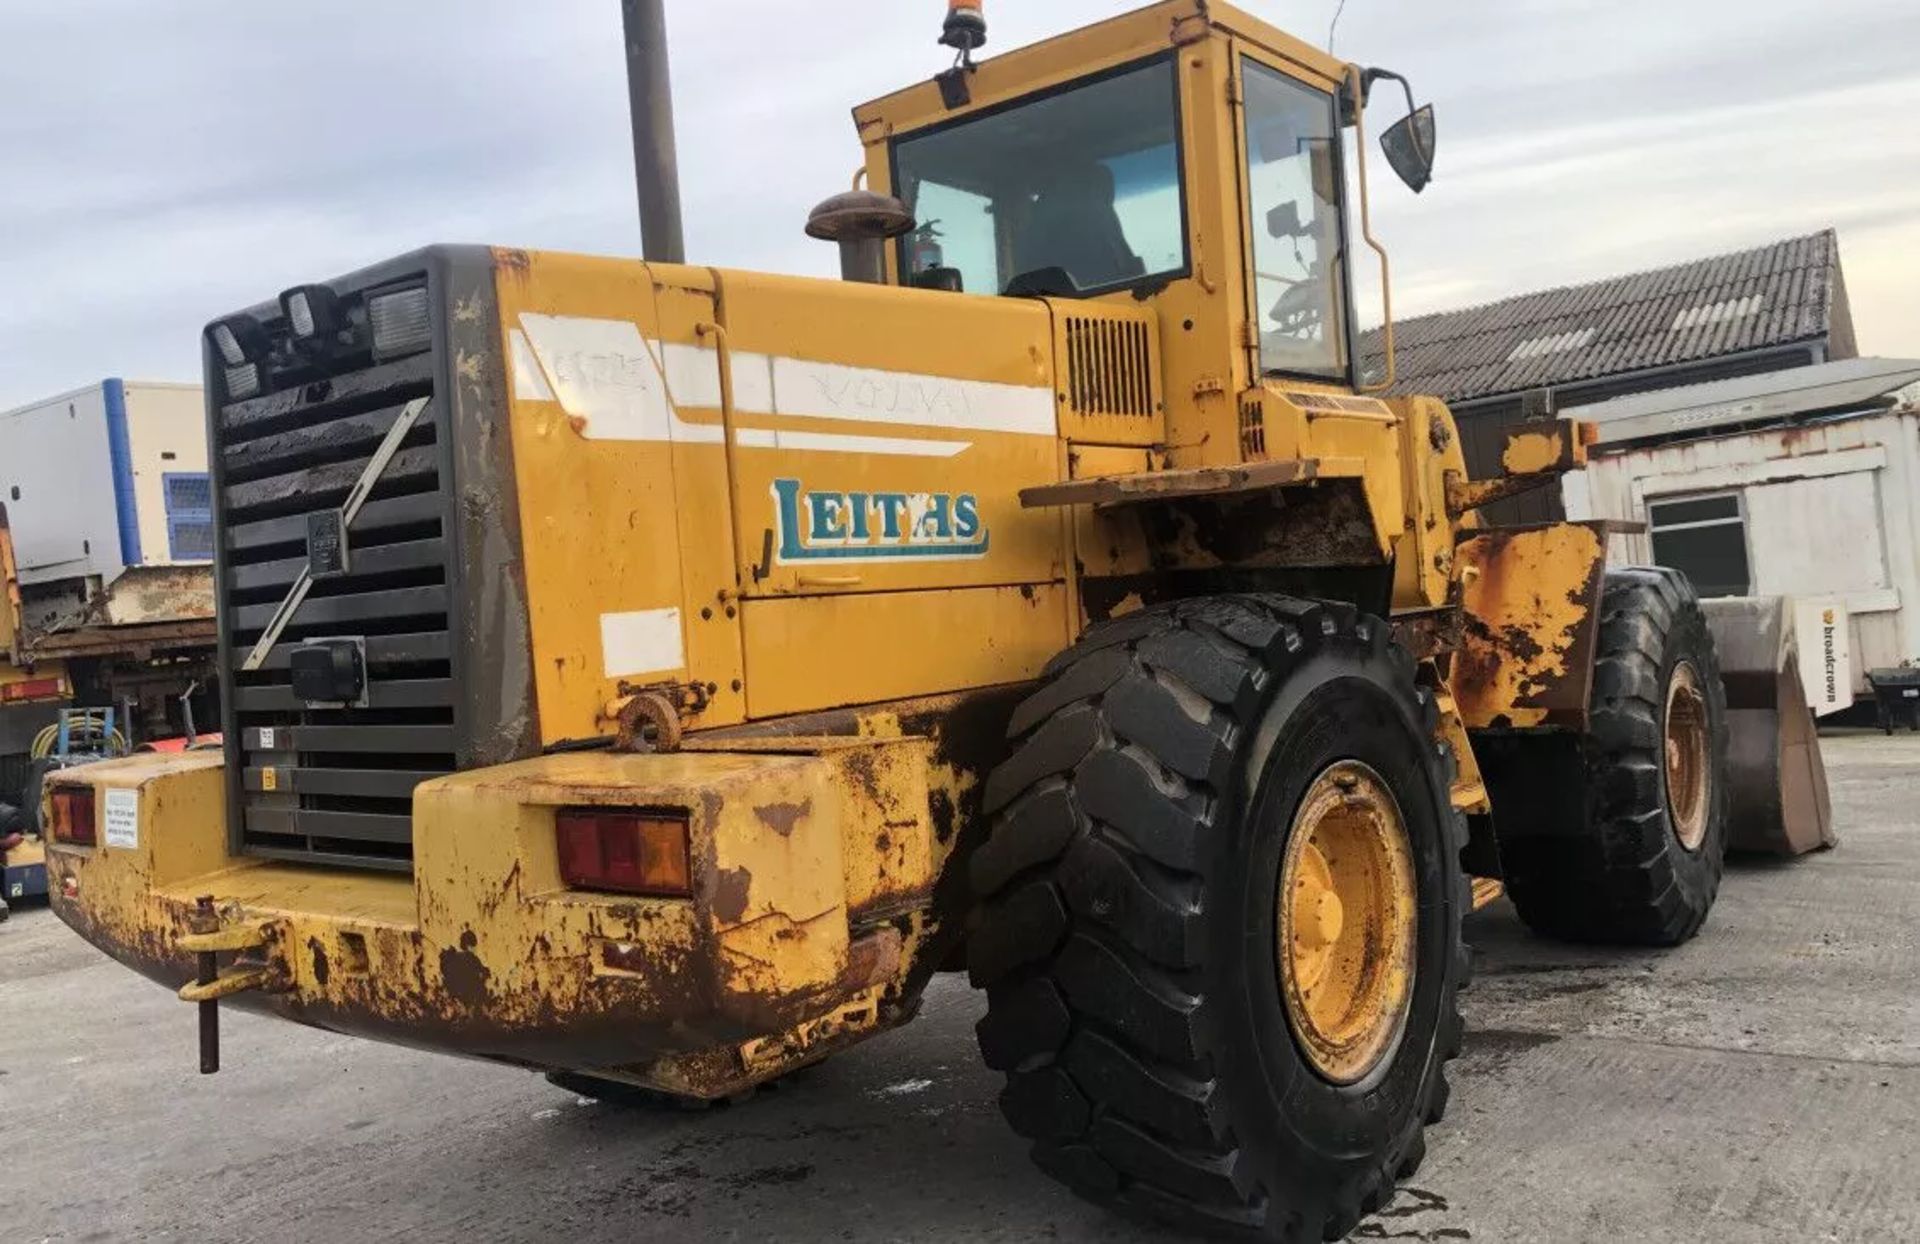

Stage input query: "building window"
[
  {"left": 1648, "top": 493, "right": 1750, "bottom": 597},
  {"left": 164, "top": 472, "right": 214, "bottom": 562}
]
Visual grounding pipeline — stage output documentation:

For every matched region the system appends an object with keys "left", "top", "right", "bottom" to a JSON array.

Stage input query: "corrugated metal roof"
[
  {"left": 1568, "top": 356, "right": 1920, "bottom": 446},
  {"left": 1362, "top": 231, "right": 1843, "bottom": 403}
]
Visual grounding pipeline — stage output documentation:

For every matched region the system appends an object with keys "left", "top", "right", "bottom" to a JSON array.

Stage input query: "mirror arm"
[
  {"left": 1361, "top": 67, "right": 1429, "bottom": 165},
  {"left": 1347, "top": 66, "right": 1396, "bottom": 395}
]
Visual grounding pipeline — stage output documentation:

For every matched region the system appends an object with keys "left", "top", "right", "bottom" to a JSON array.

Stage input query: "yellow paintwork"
[
  {"left": 490, "top": 255, "right": 745, "bottom": 743},
  {"left": 859, "top": 2, "right": 1354, "bottom": 475},
  {"left": 5, "top": 835, "right": 45, "bottom": 871},
  {"left": 741, "top": 585, "right": 1069, "bottom": 718},
  {"left": 1501, "top": 423, "right": 1589, "bottom": 476},
  {"left": 1279, "top": 760, "right": 1417, "bottom": 1085},
  {"left": 49, "top": 0, "right": 1620, "bottom": 1100},
  {"left": 45, "top": 737, "right": 946, "bottom": 1097},
  {"left": 1454, "top": 524, "right": 1609, "bottom": 730},
  {"left": 1431, "top": 681, "right": 1492, "bottom": 816},
  {"left": 1388, "top": 397, "right": 1470, "bottom": 611}
]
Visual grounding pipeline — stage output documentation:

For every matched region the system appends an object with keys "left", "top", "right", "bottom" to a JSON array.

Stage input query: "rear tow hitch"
[{"left": 178, "top": 896, "right": 279, "bottom": 1074}]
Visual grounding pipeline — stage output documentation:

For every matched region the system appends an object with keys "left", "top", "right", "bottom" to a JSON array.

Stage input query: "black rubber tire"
[
  {"left": 21, "top": 764, "right": 50, "bottom": 835},
  {"left": 1498, "top": 566, "right": 1730, "bottom": 946},
  {"left": 968, "top": 595, "right": 1468, "bottom": 1241}
]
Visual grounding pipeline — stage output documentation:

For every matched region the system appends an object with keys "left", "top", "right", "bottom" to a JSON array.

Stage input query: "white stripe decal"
[
  {"left": 734, "top": 428, "right": 971, "bottom": 457},
  {"left": 513, "top": 313, "right": 1052, "bottom": 451},
  {"left": 508, "top": 329, "right": 554, "bottom": 401},
  {"left": 767, "top": 355, "right": 1055, "bottom": 436},
  {"left": 599, "top": 608, "right": 685, "bottom": 679},
  {"left": 517, "top": 313, "right": 723, "bottom": 444}
]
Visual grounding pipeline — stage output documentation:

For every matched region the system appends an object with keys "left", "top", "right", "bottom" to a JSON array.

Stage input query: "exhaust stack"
[
  {"left": 806, "top": 190, "right": 915, "bottom": 285},
  {"left": 621, "top": 0, "right": 687, "bottom": 264}
]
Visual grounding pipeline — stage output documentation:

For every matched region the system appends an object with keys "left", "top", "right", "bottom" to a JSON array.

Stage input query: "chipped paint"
[{"left": 1452, "top": 523, "right": 1608, "bottom": 730}]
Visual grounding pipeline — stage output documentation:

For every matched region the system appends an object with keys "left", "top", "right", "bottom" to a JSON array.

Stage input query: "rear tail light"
[
  {"left": 556, "top": 809, "right": 692, "bottom": 897},
  {"left": 0, "top": 676, "right": 67, "bottom": 705},
  {"left": 49, "top": 786, "right": 97, "bottom": 846}
]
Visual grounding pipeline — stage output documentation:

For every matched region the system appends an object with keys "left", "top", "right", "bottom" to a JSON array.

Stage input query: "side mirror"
[
  {"left": 1381, "top": 104, "right": 1437, "bottom": 194},
  {"left": 1267, "top": 201, "right": 1307, "bottom": 240}
]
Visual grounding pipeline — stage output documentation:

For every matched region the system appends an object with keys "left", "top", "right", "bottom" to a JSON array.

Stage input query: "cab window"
[
  {"left": 891, "top": 58, "right": 1187, "bottom": 298},
  {"left": 1242, "top": 60, "right": 1350, "bottom": 382}
]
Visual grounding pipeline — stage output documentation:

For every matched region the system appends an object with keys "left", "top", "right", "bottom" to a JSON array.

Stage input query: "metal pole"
[{"left": 621, "top": 0, "right": 687, "bottom": 264}]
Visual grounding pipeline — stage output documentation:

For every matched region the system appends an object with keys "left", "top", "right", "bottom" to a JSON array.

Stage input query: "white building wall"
[
  {"left": 1569, "top": 410, "right": 1920, "bottom": 690},
  {"left": 122, "top": 383, "right": 211, "bottom": 565}
]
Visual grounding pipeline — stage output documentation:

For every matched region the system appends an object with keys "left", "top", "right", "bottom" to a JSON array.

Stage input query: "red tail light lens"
[
  {"left": 0, "top": 676, "right": 67, "bottom": 705},
  {"left": 555, "top": 809, "right": 691, "bottom": 897},
  {"left": 49, "top": 787, "right": 97, "bottom": 846}
]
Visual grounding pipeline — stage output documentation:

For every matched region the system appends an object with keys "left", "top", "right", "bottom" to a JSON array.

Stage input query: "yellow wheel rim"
[
  {"left": 1665, "top": 661, "right": 1712, "bottom": 852},
  {"left": 1278, "top": 760, "right": 1418, "bottom": 1086}
]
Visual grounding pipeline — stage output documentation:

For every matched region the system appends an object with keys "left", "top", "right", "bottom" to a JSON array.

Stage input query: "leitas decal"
[{"left": 772, "top": 478, "right": 988, "bottom": 563}]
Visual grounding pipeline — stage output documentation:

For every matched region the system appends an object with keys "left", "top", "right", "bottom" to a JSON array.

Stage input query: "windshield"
[
  {"left": 891, "top": 58, "right": 1187, "bottom": 298},
  {"left": 1243, "top": 60, "right": 1350, "bottom": 381}
]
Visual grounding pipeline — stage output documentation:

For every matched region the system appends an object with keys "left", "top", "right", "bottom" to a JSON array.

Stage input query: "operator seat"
[{"left": 1014, "top": 162, "right": 1145, "bottom": 291}]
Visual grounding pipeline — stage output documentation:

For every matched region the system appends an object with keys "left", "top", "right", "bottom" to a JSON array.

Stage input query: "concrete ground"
[{"left": 3, "top": 732, "right": 1917, "bottom": 1243}]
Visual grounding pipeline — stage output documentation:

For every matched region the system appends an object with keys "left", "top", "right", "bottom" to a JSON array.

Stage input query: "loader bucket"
[{"left": 1700, "top": 597, "right": 1835, "bottom": 856}]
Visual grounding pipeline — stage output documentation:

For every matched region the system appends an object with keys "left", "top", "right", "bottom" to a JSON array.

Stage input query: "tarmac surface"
[{"left": 3, "top": 731, "right": 1917, "bottom": 1242}]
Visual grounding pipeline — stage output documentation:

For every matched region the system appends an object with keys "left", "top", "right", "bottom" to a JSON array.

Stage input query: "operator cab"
[{"left": 838, "top": 0, "right": 1434, "bottom": 397}]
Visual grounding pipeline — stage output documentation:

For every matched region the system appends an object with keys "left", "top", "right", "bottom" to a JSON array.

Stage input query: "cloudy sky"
[{"left": 3, "top": 0, "right": 1916, "bottom": 409}]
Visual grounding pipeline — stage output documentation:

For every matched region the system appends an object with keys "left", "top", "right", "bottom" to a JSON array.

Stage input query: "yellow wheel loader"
[{"left": 46, "top": 3, "right": 1752, "bottom": 1237}]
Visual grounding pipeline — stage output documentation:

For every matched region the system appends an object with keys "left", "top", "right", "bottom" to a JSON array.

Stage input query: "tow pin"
[{"left": 193, "top": 894, "right": 221, "bottom": 1075}]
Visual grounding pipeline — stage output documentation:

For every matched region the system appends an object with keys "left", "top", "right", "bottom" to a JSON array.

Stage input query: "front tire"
[
  {"left": 1496, "top": 566, "right": 1730, "bottom": 946},
  {"left": 968, "top": 596, "right": 1467, "bottom": 1241}
]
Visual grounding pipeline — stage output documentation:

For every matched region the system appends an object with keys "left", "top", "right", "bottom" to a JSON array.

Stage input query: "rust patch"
[
  {"left": 712, "top": 867, "right": 753, "bottom": 924},
  {"left": 1454, "top": 524, "right": 1606, "bottom": 730},
  {"left": 754, "top": 800, "right": 810, "bottom": 838},
  {"left": 838, "top": 749, "right": 890, "bottom": 816},
  {"left": 437, "top": 929, "right": 492, "bottom": 1009},
  {"left": 927, "top": 787, "right": 958, "bottom": 846},
  {"left": 308, "top": 936, "right": 330, "bottom": 988}
]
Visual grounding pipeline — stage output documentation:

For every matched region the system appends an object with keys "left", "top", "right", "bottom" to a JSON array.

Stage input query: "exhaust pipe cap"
[{"left": 806, "top": 191, "right": 916, "bottom": 243}]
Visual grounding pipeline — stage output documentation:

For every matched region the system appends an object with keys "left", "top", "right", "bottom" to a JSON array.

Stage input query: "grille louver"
[
  {"left": 217, "top": 348, "right": 456, "bottom": 870},
  {"left": 1063, "top": 315, "right": 1155, "bottom": 420}
]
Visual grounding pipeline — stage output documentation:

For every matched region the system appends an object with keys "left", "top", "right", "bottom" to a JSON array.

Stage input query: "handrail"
[
  {"left": 1347, "top": 66, "right": 1396, "bottom": 395},
  {"left": 696, "top": 321, "right": 749, "bottom": 588}
]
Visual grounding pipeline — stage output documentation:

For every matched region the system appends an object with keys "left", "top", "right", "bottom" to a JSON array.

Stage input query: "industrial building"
[
  {"left": 1564, "top": 358, "right": 1920, "bottom": 700},
  {"left": 0, "top": 379, "right": 217, "bottom": 802},
  {"left": 1368, "top": 230, "right": 1858, "bottom": 524}
]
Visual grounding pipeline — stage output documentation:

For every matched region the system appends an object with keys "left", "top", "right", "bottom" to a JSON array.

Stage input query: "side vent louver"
[
  {"left": 1063, "top": 316, "right": 1155, "bottom": 420},
  {"left": 1239, "top": 396, "right": 1268, "bottom": 460}
]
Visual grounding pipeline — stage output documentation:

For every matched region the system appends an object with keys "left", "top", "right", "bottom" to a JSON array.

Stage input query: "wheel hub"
[
  {"left": 1277, "top": 761, "right": 1418, "bottom": 1086},
  {"left": 1664, "top": 661, "right": 1711, "bottom": 852}
]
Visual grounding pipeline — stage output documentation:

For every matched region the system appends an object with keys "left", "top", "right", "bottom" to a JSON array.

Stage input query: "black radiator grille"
[{"left": 218, "top": 350, "right": 456, "bottom": 870}]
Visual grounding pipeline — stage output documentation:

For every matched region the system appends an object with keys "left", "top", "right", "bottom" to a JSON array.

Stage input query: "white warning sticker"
[
  {"left": 258, "top": 727, "right": 277, "bottom": 750},
  {"left": 103, "top": 788, "right": 139, "bottom": 850}
]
